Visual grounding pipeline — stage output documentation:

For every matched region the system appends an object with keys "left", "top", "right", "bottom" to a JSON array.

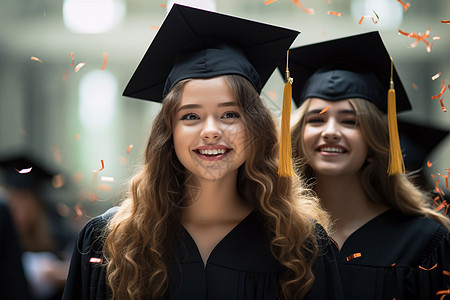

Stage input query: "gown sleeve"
[
  {"left": 62, "top": 207, "right": 118, "bottom": 300},
  {"left": 305, "top": 223, "right": 345, "bottom": 300}
]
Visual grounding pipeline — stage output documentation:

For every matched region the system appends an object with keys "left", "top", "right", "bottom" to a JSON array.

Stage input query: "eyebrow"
[
  {"left": 306, "top": 109, "right": 356, "bottom": 115},
  {"left": 177, "top": 101, "right": 238, "bottom": 112}
]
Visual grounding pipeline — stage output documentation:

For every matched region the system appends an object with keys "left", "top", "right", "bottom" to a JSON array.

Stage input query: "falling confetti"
[
  {"left": 16, "top": 167, "right": 32, "bottom": 174},
  {"left": 264, "top": 0, "right": 278, "bottom": 4},
  {"left": 57, "top": 203, "right": 71, "bottom": 217},
  {"left": 398, "top": 27, "right": 439, "bottom": 52},
  {"left": 440, "top": 99, "right": 447, "bottom": 112},
  {"left": 432, "top": 86, "right": 446, "bottom": 100},
  {"left": 126, "top": 144, "right": 134, "bottom": 154},
  {"left": 52, "top": 174, "right": 65, "bottom": 189},
  {"left": 441, "top": 20, "right": 450, "bottom": 24},
  {"left": 292, "top": 0, "right": 314, "bottom": 15},
  {"left": 75, "top": 62, "right": 86, "bottom": 72},
  {"left": 62, "top": 69, "right": 69, "bottom": 81},
  {"left": 93, "top": 160, "right": 105, "bottom": 172},
  {"left": 149, "top": 26, "right": 160, "bottom": 31},
  {"left": 396, "top": 0, "right": 410, "bottom": 12},
  {"left": 71, "top": 52, "right": 74, "bottom": 66},
  {"left": 327, "top": 11, "right": 342, "bottom": 17},
  {"left": 427, "top": 161, "right": 433, "bottom": 168},
  {"left": 31, "top": 56, "right": 43, "bottom": 63},
  {"left": 160, "top": 4, "right": 167, "bottom": 8},
  {"left": 101, "top": 176, "right": 114, "bottom": 182},
  {"left": 100, "top": 52, "right": 108, "bottom": 70},
  {"left": 89, "top": 257, "right": 102, "bottom": 264},
  {"left": 412, "top": 82, "right": 418, "bottom": 90},
  {"left": 319, "top": 106, "right": 331, "bottom": 114},
  {"left": 74, "top": 203, "right": 83, "bottom": 220},
  {"left": 432, "top": 72, "right": 441, "bottom": 80},
  {"left": 51, "top": 145, "right": 62, "bottom": 164},
  {"left": 89, "top": 193, "right": 98, "bottom": 203},
  {"left": 74, "top": 133, "right": 81, "bottom": 140},
  {"left": 358, "top": 11, "right": 379, "bottom": 25}
]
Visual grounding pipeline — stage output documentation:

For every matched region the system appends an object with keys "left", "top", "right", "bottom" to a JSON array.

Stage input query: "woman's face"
[
  {"left": 301, "top": 98, "right": 369, "bottom": 177},
  {"left": 173, "top": 76, "right": 248, "bottom": 183}
]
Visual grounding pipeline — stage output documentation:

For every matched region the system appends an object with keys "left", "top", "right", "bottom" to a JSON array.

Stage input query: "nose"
[
  {"left": 321, "top": 119, "right": 341, "bottom": 141},
  {"left": 200, "top": 116, "right": 222, "bottom": 141}
]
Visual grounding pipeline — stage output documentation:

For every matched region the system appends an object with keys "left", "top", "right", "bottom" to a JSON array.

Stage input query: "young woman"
[
  {"left": 288, "top": 32, "right": 450, "bottom": 300},
  {"left": 62, "top": 5, "right": 343, "bottom": 300}
]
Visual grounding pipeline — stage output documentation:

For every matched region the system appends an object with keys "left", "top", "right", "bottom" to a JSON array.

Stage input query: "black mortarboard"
[
  {"left": 123, "top": 4, "right": 300, "bottom": 102},
  {"left": 280, "top": 31, "right": 411, "bottom": 113},
  {"left": 0, "top": 155, "right": 55, "bottom": 190},
  {"left": 397, "top": 119, "right": 449, "bottom": 171}
]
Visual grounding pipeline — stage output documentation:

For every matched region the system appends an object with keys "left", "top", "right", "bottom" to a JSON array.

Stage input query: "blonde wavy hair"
[
  {"left": 103, "top": 75, "right": 330, "bottom": 299},
  {"left": 291, "top": 98, "right": 450, "bottom": 229}
]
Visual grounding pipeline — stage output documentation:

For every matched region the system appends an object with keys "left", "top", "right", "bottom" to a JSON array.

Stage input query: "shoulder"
[{"left": 76, "top": 206, "right": 120, "bottom": 252}]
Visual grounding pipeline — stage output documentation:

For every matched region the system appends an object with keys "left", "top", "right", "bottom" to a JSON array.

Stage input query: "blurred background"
[{"left": 0, "top": 0, "right": 449, "bottom": 220}]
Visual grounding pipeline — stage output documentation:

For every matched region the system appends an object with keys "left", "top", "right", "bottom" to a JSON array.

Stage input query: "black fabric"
[
  {"left": 0, "top": 200, "right": 31, "bottom": 300},
  {"left": 331, "top": 209, "right": 450, "bottom": 300},
  {"left": 279, "top": 31, "right": 411, "bottom": 112},
  {"left": 62, "top": 207, "right": 344, "bottom": 299},
  {"left": 122, "top": 4, "right": 299, "bottom": 102}
]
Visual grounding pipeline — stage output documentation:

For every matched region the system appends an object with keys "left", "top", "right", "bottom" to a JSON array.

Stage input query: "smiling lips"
[
  {"left": 194, "top": 146, "right": 232, "bottom": 161},
  {"left": 317, "top": 145, "right": 347, "bottom": 154}
]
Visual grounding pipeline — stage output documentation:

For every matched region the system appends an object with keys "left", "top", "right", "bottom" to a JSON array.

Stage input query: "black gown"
[
  {"left": 332, "top": 209, "right": 450, "bottom": 300},
  {"left": 0, "top": 200, "right": 31, "bottom": 300},
  {"left": 62, "top": 207, "right": 344, "bottom": 299}
]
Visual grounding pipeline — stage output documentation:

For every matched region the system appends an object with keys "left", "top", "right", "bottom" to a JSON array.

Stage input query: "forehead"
[
  {"left": 180, "top": 77, "right": 235, "bottom": 104},
  {"left": 307, "top": 98, "right": 355, "bottom": 112}
]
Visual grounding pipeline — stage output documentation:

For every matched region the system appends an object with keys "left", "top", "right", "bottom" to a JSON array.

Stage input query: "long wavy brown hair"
[
  {"left": 291, "top": 98, "right": 450, "bottom": 229},
  {"left": 103, "top": 75, "right": 330, "bottom": 299}
]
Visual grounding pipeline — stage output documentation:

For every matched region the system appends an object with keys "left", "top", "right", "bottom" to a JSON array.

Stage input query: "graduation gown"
[
  {"left": 62, "top": 207, "right": 344, "bottom": 299},
  {"left": 333, "top": 209, "right": 450, "bottom": 300}
]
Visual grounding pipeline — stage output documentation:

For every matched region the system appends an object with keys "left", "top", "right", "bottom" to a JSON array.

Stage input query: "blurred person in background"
[{"left": 0, "top": 154, "right": 77, "bottom": 300}]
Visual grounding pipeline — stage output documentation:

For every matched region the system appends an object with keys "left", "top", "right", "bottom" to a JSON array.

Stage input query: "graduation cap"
[
  {"left": 397, "top": 119, "right": 449, "bottom": 171},
  {"left": 279, "top": 31, "right": 411, "bottom": 113},
  {"left": 282, "top": 31, "right": 412, "bottom": 175},
  {"left": 122, "top": 4, "right": 300, "bottom": 102},
  {"left": 0, "top": 155, "right": 56, "bottom": 190}
]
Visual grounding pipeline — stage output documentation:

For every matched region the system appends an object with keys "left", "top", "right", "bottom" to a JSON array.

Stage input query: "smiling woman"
[{"left": 62, "top": 4, "right": 344, "bottom": 300}]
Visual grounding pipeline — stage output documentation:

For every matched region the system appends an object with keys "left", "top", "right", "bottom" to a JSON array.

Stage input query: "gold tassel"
[
  {"left": 387, "top": 57, "right": 405, "bottom": 175},
  {"left": 278, "top": 50, "right": 295, "bottom": 177}
]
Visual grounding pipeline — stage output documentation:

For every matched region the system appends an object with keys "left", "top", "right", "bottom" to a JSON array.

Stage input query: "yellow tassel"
[
  {"left": 387, "top": 57, "right": 405, "bottom": 175},
  {"left": 278, "top": 50, "right": 295, "bottom": 177}
]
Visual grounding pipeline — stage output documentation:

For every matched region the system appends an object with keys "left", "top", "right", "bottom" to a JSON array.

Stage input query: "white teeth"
[
  {"left": 198, "top": 149, "right": 226, "bottom": 155},
  {"left": 320, "top": 147, "right": 343, "bottom": 153}
]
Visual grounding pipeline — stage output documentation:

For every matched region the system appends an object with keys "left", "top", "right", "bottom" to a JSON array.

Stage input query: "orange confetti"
[
  {"left": 89, "top": 193, "right": 98, "bottom": 203},
  {"left": 264, "top": 0, "right": 278, "bottom": 4},
  {"left": 93, "top": 160, "right": 105, "bottom": 172},
  {"left": 43, "top": 9, "right": 46, "bottom": 17},
  {"left": 71, "top": 52, "right": 74, "bottom": 66},
  {"left": 398, "top": 27, "right": 440, "bottom": 53},
  {"left": 100, "top": 52, "right": 108, "bottom": 70},
  {"left": 437, "top": 290, "right": 450, "bottom": 300},
  {"left": 396, "top": 0, "right": 410, "bottom": 12},
  {"left": 441, "top": 20, "right": 450, "bottom": 24},
  {"left": 149, "top": 26, "right": 160, "bottom": 31},
  {"left": 126, "top": 144, "right": 134, "bottom": 154},
  {"left": 31, "top": 56, "right": 43, "bottom": 63},
  {"left": 432, "top": 86, "right": 446, "bottom": 100},
  {"left": 327, "top": 11, "right": 342, "bottom": 17},
  {"left": 435, "top": 179, "right": 445, "bottom": 195},
  {"left": 97, "top": 184, "right": 112, "bottom": 191},
  {"left": 432, "top": 72, "right": 441, "bottom": 80},
  {"left": 358, "top": 11, "right": 379, "bottom": 25},
  {"left": 74, "top": 203, "right": 83, "bottom": 220},
  {"left": 75, "top": 62, "right": 86, "bottom": 72},
  {"left": 440, "top": 99, "right": 447, "bottom": 112},
  {"left": 16, "top": 167, "right": 32, "bottom": 174},
  {"left": 443, "top": 270, "right": 450, "bottom": 276},
  {"left": 160, "top": 4, "right": 167, "bottom": 8},
  {"left": 52, "top": 174, "right": 65, "bottom": 189},
  {"left": 319, "top": 106, "right": 331, "bottom": 114},
  {"left": 51, "top": 145, "right": 62, "bottom": 164},
  {"left": 101, "top": 176, "right": 114, "bottom": 182},
  {"left": 435, "top": 200, "right": 449, "bottom": 215},
  {"left": 292, "top": 0, "right": 314, "bottom": 15},
  {"left": 419, "top": 263, "right": 438, "bottom": 271},
  {"left": 57, "top": 203, "right": 71, "bottom": 218},
  {"left": 427, "top": 161, "right": 433, "bottom": 168},
  {"left": 434, "top": 196, "right": 440, "bottom": 206},
  {"left": 74, "top": 133, "right": 81, "bottom": 140},
  {"left": 346, "top": 253, "right": 361, "bottom": 261},
  {"left": 62, "top": 69, "right": 69, "bottom": 81},
  {"left": 412, "top": 82, "right": 418, "bottom": 90}
]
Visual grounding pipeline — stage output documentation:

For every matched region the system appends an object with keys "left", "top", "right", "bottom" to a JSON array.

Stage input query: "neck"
[
  {"left": 181, "top": 172, "right": 252, "bottom": 225},
  {"left": 314, "top": 173, "right": 389, "bottom": 247}
]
